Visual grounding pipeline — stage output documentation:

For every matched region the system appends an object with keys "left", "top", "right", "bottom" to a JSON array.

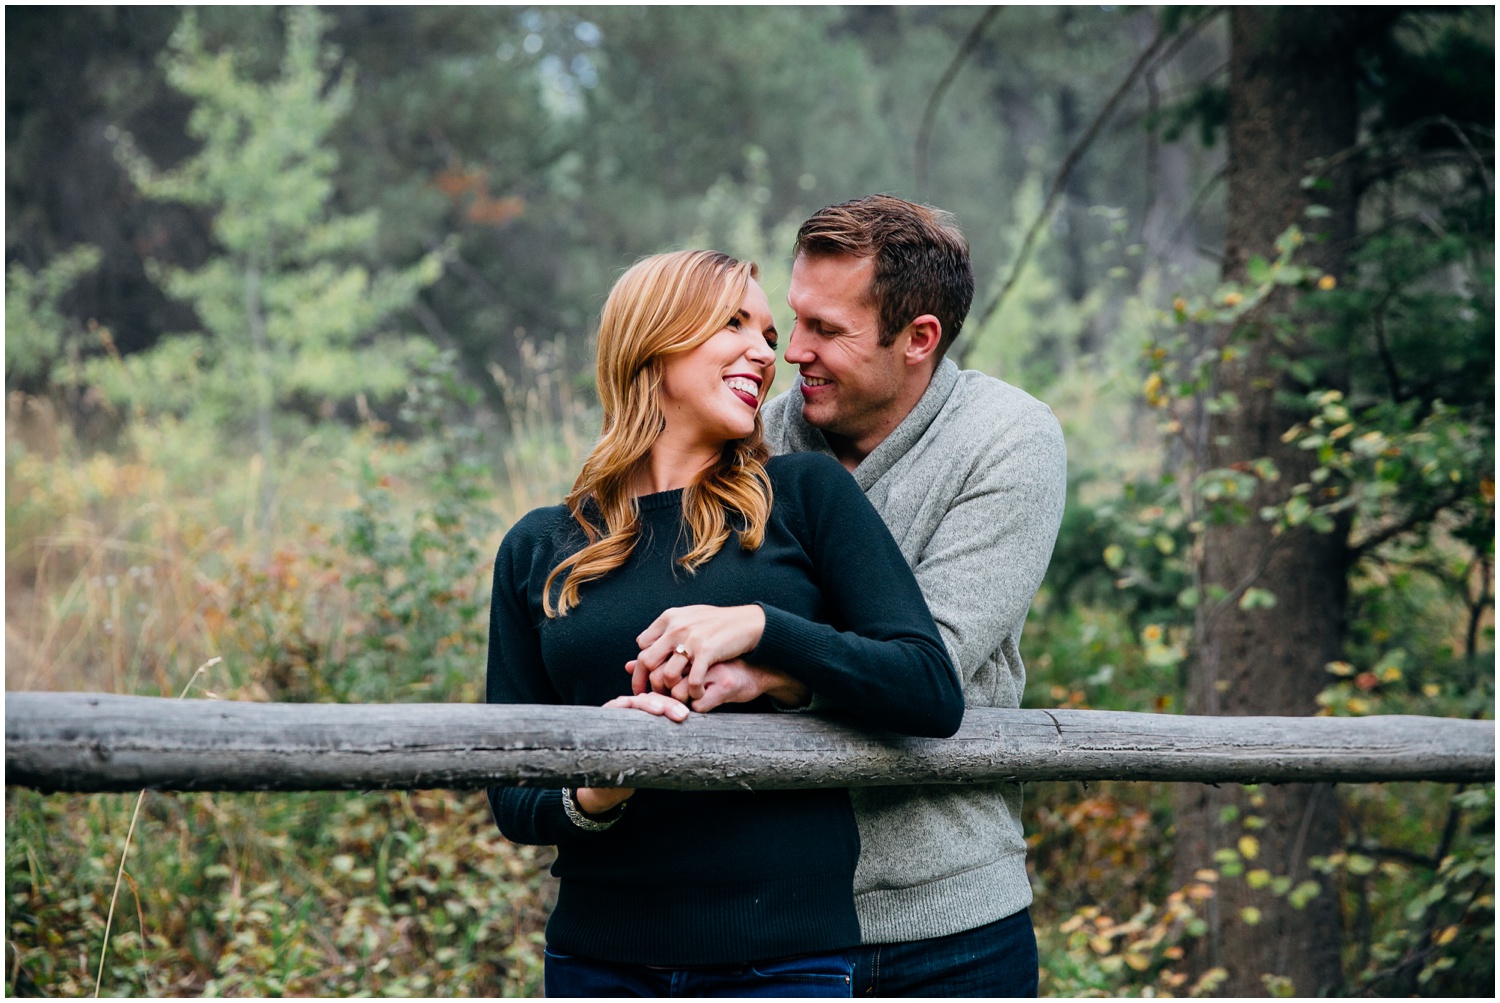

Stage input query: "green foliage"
[
  {"left": 3, "top": 347, "right": 586, "bottom": 995},
  {"left": 4, "top": 245, "right": 102, "bottom": 388},
  {"left": 1070, "top": 209, "right": 1494, "bottom": 990},
  {"left": 6, "top": 787, "right": 555, "bottom": 997},
  {"left": 328, "top": 353, "right": 497, "bottom": 704},
  {"left": 1317, "top": 784, "right": 1495, "bottom": 995},
  {"left": 88, "top": 8, "right": 442, "bottom": 433}
]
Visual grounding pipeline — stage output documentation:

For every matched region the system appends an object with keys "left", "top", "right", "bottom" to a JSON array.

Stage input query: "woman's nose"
[{"left": 745, "top": 338, "right": 777, "bottom": 366}]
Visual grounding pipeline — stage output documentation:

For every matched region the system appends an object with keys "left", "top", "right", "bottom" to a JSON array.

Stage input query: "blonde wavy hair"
[{"left": 543, "top": 250, "right": 775, "bottom": 616}]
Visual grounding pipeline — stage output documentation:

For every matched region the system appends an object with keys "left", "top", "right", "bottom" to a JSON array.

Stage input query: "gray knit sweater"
[{"left": 762, "top": 357, "right": 1068, "bottom": 945}]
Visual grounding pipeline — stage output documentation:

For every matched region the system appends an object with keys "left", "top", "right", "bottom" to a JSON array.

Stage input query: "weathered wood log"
[{"left": 5, "top": 692, "right": 1492, "bottom": 794}]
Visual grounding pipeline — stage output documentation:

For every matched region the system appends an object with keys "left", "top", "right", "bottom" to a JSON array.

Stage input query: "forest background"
[{"left": 4, "top": 5, "right": 1493, "bottom": 997}]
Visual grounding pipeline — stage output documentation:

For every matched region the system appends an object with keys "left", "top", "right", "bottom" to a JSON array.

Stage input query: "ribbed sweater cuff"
[{"left": 750, "top": 602, "right": 828, "bottom": 675}]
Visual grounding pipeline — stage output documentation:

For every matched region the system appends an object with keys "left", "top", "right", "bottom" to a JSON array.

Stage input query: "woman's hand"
[
  {"left": 603, "top": 691, "right": 691, "bottom": 722},
  {"left": 575, "top": 692, "right": 693, "bottom": 813},
  {"left": 629, "top": 604, "right": 767, "bottom": 700}
]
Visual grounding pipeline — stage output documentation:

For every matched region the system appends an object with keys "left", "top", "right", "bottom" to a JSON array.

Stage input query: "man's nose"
[{"left": 784, "top": 325, "right": 813, "bottom": 364}]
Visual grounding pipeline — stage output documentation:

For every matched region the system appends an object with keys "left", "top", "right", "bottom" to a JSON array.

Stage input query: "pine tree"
[{"left": 93, "top": 7, "right": 443, "bottom": 525}]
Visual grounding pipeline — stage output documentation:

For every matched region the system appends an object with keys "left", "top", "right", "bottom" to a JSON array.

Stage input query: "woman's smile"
[{"left": 724, "top": 373, "right": 763, "bottom": 409}]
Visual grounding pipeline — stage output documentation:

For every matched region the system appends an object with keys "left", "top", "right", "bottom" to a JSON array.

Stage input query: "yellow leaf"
[
  {"left": 1435, "top": 925, "right": 1459, "bottom": 946},
  {"left": 1090, "top": 934, "right": 1113, "bottom": 955},
  {"left": 1317, "top": 274, "right": 1337, "bottom": 291},
  {"left": 1240, "top": 906, "right": 1262, "bottom": 925},
  {"left": 1239, "top": 835, "right": 1260, "bottom": 860},
  {"left": 1194, "top": 868, "right": 1219, "bottom": 883},
  {"left": 1124, "top": 952, "right": 1152, "bottom": 971},
  {"left": 1246, "top": 869, "right": 1271, "bottom": 889}
]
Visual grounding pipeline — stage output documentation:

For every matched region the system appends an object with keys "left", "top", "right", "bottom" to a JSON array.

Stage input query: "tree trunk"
[
  {"left": 1173, "top": 9, "right": 1367, "bottom": 997},
  {"left": 243, "top": 258, "right": 276, "bottom": 534}
]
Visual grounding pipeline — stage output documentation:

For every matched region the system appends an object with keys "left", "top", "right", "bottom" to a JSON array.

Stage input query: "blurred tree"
[
  {"left": 91, "top": 7, "right": 442, "bottom": 526},
  {"left": 5, "top": 245, "right": 101, "bottom": 391},
  {"left": 1167, "top": 8, "right": 1492, "bottom": 996},
  {"left": 4, "top": 6, "right": 196, "bottom": 356}
]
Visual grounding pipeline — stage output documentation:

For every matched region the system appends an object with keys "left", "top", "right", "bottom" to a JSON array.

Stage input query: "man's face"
[{"left": 785, "top": 253, "right": 910, "bottom": 456}]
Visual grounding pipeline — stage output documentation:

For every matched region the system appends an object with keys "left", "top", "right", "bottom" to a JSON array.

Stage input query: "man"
[{"left": 652, "top": 195, "right": 1067, "bottom": 995}]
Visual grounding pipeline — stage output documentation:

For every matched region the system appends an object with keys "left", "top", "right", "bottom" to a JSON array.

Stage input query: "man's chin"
[{"left": 799, "top": 400, "right": 839, "bottom": 434}]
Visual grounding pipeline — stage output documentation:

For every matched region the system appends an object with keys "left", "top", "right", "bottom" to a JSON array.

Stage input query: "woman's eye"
[
  {"left": 725, "top": 315, "right": 742, "bottom": 330},
  {"left": 764, "top": 334, "right": 778, "bottom": 349}
]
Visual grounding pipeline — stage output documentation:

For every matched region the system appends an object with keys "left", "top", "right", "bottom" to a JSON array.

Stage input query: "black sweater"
[{"left": 485, "top": 451, "right": 963, "bottom": 965}]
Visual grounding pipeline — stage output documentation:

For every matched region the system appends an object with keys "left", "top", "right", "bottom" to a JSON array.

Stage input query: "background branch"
[
  {"left": 915, "top": 7, "right": 1003, "bottom": 193},
  {"left": 955, "top": 7, "right": 1224, "bottom": 367}
]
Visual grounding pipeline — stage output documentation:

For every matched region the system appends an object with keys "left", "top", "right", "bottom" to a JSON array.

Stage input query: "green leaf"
[{"left": 1239, "top": 588, "right": 1278, "bottom": 611}]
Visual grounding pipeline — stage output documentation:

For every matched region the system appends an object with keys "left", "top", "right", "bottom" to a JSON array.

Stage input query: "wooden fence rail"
[{"left": 6, "top": 693, "right": 1492, "bottom": 794}]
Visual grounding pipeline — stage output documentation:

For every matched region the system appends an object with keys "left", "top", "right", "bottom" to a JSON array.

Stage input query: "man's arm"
[
  {"left": 654, "top": 404, "right": 1067, "bottom": 709},
  {"left": 912, "top": 406, "right": 1067, "bottom": 698}
]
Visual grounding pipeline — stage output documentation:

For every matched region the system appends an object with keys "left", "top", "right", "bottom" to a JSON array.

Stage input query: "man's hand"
[
  {"left": 630, "top": 604, "right": 766, "bottom": 700},
  {"left": 693, "top": 659, "right": 811, "bottom": 712},
  {"left": 629, "top": 656, "right": 810, "bottom": 712}
]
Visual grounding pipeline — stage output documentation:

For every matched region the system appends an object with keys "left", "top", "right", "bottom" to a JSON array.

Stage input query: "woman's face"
[{"left": 659, "top": 278, "right": 779, "bottom": 451}]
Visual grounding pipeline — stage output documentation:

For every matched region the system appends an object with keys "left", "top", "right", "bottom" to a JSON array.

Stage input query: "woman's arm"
[
  {"left": 635, "top": 455, "right": 965, "bottom": 737},
  {"left": 485, "top": 520, "right": 631, "bottom": 845}
]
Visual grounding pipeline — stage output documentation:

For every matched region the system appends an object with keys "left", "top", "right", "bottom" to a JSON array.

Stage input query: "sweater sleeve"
[
  {"left": 915, "top": 405, "right": 1067, "bottom": 698},
  {"left": 485, "top": 513, "right": 614, "bottom": 847},
  {"left": 746, "top": 455, "right": 965, "bottom": 737}
]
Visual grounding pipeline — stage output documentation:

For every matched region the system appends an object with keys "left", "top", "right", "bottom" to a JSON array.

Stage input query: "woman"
[{"left": 486, "top": 249, "right": 964, "bottom": 997}]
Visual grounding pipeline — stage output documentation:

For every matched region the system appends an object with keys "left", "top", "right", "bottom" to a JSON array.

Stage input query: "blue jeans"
[
  {"left": 851, "top": 908, "right": 1039, "bottom": 997},
  {"left": 543, "top": 947, "right": 854, "bottom": 998}
]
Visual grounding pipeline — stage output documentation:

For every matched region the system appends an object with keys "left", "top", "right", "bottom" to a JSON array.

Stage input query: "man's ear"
[{"left": 903, "top": 314, "right": 942, "bottom": 367}]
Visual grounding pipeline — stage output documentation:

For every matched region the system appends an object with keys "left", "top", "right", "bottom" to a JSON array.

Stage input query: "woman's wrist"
[{"left": 573, "top": 786, "right": 633, "bottom": 817}]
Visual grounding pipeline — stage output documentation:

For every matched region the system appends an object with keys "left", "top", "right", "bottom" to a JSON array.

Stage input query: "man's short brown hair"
[{"left": 794, "top": 195, "right": 974, "bottom": 356}]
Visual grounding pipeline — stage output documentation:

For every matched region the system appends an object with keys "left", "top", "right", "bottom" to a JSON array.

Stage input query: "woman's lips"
[{"left": 724, "top": 374, "right": 761, "bottom": 409}]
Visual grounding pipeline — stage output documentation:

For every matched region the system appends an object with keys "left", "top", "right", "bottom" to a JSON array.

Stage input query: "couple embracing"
[{"left": 486, "top": 195, "right": 1067, "bottom": 998}]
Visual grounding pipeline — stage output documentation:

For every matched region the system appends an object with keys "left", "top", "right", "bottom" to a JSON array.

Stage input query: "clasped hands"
[
  {"left": 576, "top": 604, "right": 810, "bottom": 818},
  {"left": 608, "top": 603, "right": 809, "bottom": 715}
]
